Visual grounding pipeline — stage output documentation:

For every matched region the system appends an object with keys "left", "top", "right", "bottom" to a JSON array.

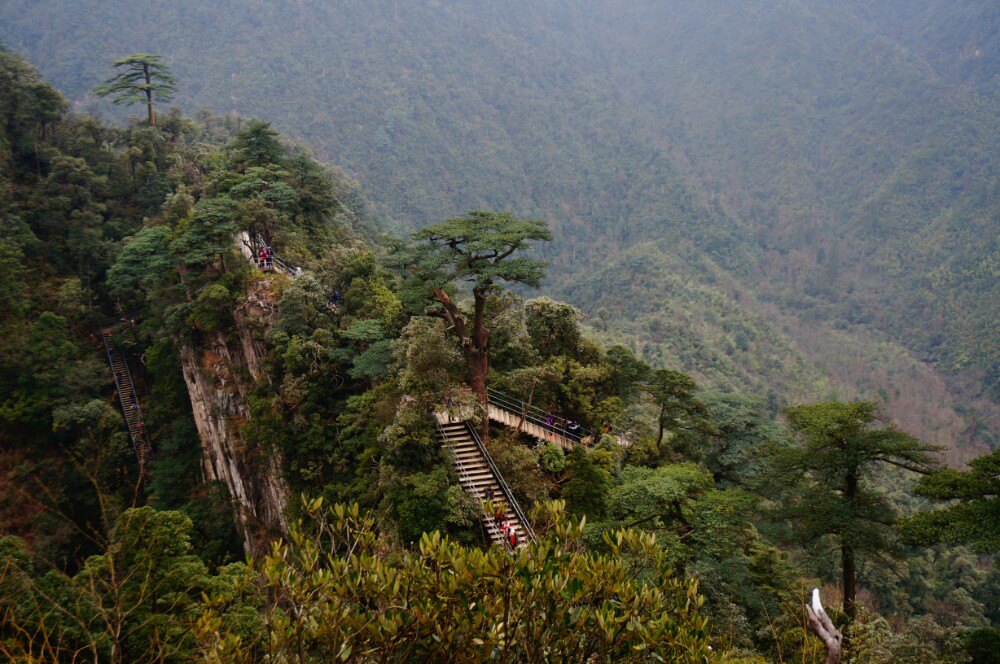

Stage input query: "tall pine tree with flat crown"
[
  {"left": 400, "top": 211, "right": 551, "bottom": 440},
  {"left": 95, "top": 54, "right": 175, "bottom": 126}
]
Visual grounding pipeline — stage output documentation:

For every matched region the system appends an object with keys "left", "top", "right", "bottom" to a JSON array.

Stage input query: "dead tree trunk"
[{"left": 806, "top": 588, "right": 843, "bottom": 664}]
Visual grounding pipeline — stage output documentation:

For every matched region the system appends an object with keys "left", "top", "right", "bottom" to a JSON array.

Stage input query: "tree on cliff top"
[
  {"left": 95, "top": 54, "right": 175, "bottom": 127},
  {"left": 400, "top": 211, "right": 551, "bottom": 439}
]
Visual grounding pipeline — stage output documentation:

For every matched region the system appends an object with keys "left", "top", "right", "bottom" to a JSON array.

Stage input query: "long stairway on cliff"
[
  {"left": 101, "top": 328, "right": 152, "bottom": 466},
  {"left": 435, "top": 416, "right": 534, "bottom": 549}
]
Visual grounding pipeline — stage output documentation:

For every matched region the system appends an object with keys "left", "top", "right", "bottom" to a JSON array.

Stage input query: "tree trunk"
[
  {"left": 470, "top": 288, "right": 490, "bottom": 441},
  {"left": 841, "top": 545, "right": 856, "bottom": 620},
  {"left": 657, "top": 406, "right": 666, "bottom": 447},
  {"left": 143, "top": 65, "right": 155, "bottom": 126},
  {"left": 518, "top": 379, "right": 537, "bottom": 432},
  {"left": 843, "top": 466, "right": 858, "bottom": 620},
  {"left": 465, "top": 345, "right": 490, "bottom": 441},
  {"left": 432, "top": 287, "right": 491, "bottom": 440}
]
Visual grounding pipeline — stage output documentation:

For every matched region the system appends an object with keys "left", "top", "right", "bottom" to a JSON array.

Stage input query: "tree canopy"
[
  {"left": 766, "top": 401, "right": 941, "bottom": 620},
  {"left": 400, "top": 211, "right": 551, "bottom": 434},
  {"left": 94, "top": 54, "right": 175, "bottom": 126},
  {"left": 901, "top": 449, "right": 1000, "bottom": 554}
]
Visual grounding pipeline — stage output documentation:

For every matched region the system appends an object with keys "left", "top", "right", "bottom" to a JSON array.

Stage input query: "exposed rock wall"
[{"left": 178, "top": 276, "right": 290, "bottom": 555}]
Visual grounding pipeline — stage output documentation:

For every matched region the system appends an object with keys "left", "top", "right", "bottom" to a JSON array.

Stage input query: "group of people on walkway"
[
  {"left": 544, "top": 414, "right": 583, "bottom": 442},
  {"left": 257, "top": 247, "right": 274, "bottom": 270},
  {"left": 485, "top": 488, "right": 519, "bottom": 549}
]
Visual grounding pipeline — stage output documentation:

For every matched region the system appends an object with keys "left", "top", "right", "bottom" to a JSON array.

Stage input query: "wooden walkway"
[{"left": 485, "top": 404, "right": 586, "bottom": 451}]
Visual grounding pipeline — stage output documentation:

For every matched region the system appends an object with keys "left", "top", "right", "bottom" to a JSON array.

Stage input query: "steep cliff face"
[{"left": 179, "top": 275, "right": 290, "bottom": 554}]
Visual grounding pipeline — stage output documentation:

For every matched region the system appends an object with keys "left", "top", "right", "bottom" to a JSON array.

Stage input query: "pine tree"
[
  {"left": 901, "top": 449, "right": 1000, "bottom": 554},
  {"left": 400, "top": 211, "right": 551, "bottom": 439},
  {"left": 646, "top": 368, "right": 715, "bottom": 458},
  {"left": 766, "top": 401, "right": 940, "bottom": 620},
  {"left": 95, "top": 54, "right": 176, "bottom": 126}
]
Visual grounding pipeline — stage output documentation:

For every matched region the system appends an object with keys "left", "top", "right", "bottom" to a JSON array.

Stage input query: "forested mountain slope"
[
  {"left": 2, "top": 0, "right": 995, "bottom": 456},
  {"left": 2, "top": 47, "right": 999, "bottom": 663}
]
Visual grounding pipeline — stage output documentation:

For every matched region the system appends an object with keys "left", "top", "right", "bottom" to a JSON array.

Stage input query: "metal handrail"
[
  {"left": 486, "top": 388, "right": 590, "bottom": 444},
  {"left": 242, "top": 233, "right": 301, "bottom": 277},
  {"left": 101, "top": 329, "right": 151, "bottom": 465},
  {"left": 435, "top": 418, "right": 513, "bottom": 550},
  {"left": 486, "top": 387, "right": 591, "bottom": 435},
  {"left": 486, "top": 386, "right": 632, "bottom": 446},
  {"left": 464, "top": 419, "right": 536, "bottom": 542},
  {"left": 271, "top": 255, "right": 300, "bottom": 275}
]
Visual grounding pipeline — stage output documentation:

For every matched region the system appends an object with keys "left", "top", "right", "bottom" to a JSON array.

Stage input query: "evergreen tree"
[
  {"left": 562, "top": 447, "right": 610, "bottom": 517},
  {"left": 646, "top": 368, "right": 715, "bottom": 459},
  {"left": 699, "top": 390, "right": 788, "bottom": 487},
  {"left": 95, "top": 54, "right": 175, "bottom": 126},
  {"left": 525, "top": 297, "right": 581, "bottom": 359},
  {"left": 766, "top": 401, "right": 940, "bottom": 620},
  {"left": 901, "top": 448, "right": 1000, "bottom": 554},
  {"left": 400, "top": 211, "right": 551, "bottom": 438},
  {"left": 228, "top": 120, "right": 284, "bottom": 170}
]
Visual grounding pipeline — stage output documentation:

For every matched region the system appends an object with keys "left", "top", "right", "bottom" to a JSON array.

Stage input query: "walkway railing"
[
  {"left": 101, "top": 329, "right": 152, "bottom": 466},
  {"left": 486, "top": 387, "right": 591, "bottom": 445},
  {"left": 435, "top": 418, "right": 519, "bottom": 550},
  {"left": 238, "top": 232, "right": 301, "bottom": 276},
  {"left": 465, "top": 420, "right": 536, "bottom": 542},
  {"left": 271, "top": 254, "right": 299, "bottom": 275},
  {"left": 436, "top": 418, "right": 475, "bottom": 484},
  {"left": 486, "top": 387, "right": 632, "bottom": 447}
]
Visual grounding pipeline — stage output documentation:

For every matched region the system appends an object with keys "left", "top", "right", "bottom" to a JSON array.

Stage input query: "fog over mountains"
[{"left": 4, "top": 0, "right": 995, "bottom": 456}]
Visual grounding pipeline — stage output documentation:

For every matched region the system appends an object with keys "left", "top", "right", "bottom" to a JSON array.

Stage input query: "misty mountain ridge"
[{"left": 3, "top": 0, "right": 995, "bottom": 457}]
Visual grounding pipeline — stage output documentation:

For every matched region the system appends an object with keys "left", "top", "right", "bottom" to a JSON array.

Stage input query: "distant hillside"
[{"left": 2, "top": 0, "right": 995, "bottom": 454}]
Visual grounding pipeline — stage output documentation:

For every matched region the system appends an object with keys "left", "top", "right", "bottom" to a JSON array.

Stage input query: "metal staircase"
[
  {"left": 435, "top": 416, "right": 534, "bottom": 548},
  {"left": 101, "top": 328, "right": 152, "bottom": 466}
]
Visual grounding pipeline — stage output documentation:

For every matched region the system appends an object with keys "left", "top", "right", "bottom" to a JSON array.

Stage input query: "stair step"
[
  {"left": 104, "top": 338, "right": 153, "bottom": 467},
  {"left": 452, "top": 453, "right": 486, "bottom": 463},
  {"left": 445, "top": 443, "right": 477, "bottom": 450},
  {"left": 456, "top": 469, "right": 491, "bottom": 479},
  {"left": 437, "top": 425, "right": 531, "bottom": 548},
  {"left": 449, "top": 448, "right": 480, "bottom": 456},
  {"left": 454, "top": 465, "right": 487, "bottom": 474}
]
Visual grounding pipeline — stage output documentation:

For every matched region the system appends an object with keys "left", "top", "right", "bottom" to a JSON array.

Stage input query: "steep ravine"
[{"left": 178, "top": 275, "right": 290, "bottom": 554}]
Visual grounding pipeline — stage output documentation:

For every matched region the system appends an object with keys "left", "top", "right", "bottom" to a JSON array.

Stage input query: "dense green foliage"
[
  {"left": 902, "top": 449, "right": 1000, "bottom": 555},
  {"left": 198, "top": 499, "right": 712, "bottom": 662},
  {"left": 1, "top": 0, "right": 994, "bottom": 458},
  {"left": 0, "top": 46, "right": 996, "bottom": 663},
  {"left": 765, "top": 402, "right": 941, "bottom": 618}
]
